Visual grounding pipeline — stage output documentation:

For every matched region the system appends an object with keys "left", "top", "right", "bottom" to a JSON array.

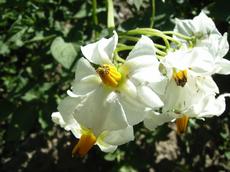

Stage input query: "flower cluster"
[{"left": 51, "top": 12, "right": 230, "bottom": 156}]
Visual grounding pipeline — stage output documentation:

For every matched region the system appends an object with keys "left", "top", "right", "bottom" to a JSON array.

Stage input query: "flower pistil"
[
  {"left": 72, "top": 131, "right": 97, "bottom": 157},
  {"left": 176, "top": 115, "right": 189, "bottom": 134},
  {"left": 97, "top": 64, "right": 122, "bottom": 87},
  {"left": 173, "top": 69, "right": 188, "bottom": 87}
]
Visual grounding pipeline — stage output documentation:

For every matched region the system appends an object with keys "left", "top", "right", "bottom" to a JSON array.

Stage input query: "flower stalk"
[
  {"left": 107, "top": 0, "right": 115, "bottom": 31},
  {"left": 92, "top": 0, "right": 99, "bottom": 39},
  {"left": 150, "top": 0, "right": 155, "bottom": 28}
]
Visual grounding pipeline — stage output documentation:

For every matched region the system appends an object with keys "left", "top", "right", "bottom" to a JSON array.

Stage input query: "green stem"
[
  {"left": 107, "top": 0, "right": 115, "bottom": 30},
  {"left": 119, "top": 35, "right": 140, "bottom": 42},
  {"left": 114, "top": 52, "right": 125, "bottom": 63},
  {"left": 126, "top": 28, "right": 171, "bottom": 49},
  {"left": 92, "top": 0, "right": 98, "bottom": 39},
  {"left": 163, "top": 31, "right": 193, "bottom": 41},
  {"left": 156, "top": 55, "right": 164, "bottom": 59},
  {"left": 154, "top": 43, "right": 166, "bottom": 50},
  {"left": 156, "top": 49, "right": 167, "bottom": 56},
  {"left": 115, "top": 44, "right": 134, "bottom": 52},
  {"left": 140, "top": 28, "right": 182, "bottom": 45},
  {"left": 24, "top": 34, "right": 56, "bottom": 44},
  {"left": 150, "top": 0, "right": 155, "bottom": 28}
]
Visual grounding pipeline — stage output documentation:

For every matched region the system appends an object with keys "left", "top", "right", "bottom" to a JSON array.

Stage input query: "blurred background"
[{"left": 0, "top": 0, "right": 230, "bottom": 171}]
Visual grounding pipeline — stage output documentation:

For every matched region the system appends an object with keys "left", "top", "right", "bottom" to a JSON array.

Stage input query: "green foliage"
[
  {"left": 0, "top": 0, "right": 230, "bottom": 172},
  {"left": 51, "top": 37, "right": 79, "bottom": 69}
]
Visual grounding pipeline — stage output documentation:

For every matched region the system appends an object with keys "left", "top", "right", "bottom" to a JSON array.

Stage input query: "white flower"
[
  {"left": 144, "top": 48, "right": 230, "bottom": 133},
  {"left": 71, "top": 32, "right": 163, "bottom": 132},
  {"left": 53, "top": 32, "right": 164, "bottom": 156},
  {"left": 174, "top": 11, "right": 230, "bottom": 75},
  {"left": 51, "top": 111, "right": 134, "bottom": 156}
]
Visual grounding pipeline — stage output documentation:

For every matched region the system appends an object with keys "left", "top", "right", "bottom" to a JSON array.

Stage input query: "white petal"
[
  {"left": 162, "top": 77, "right": 203, "bottom": 115},
  {"left": 51, "top": 112, "right": 67, "bottom": 129},
  {"left": 216, "top": 58, "right": 230, "bottom": 75},
  {"left": 102, "top": 126, "right": 134, "bottom": 145},
  {"left": 215, "top": 33, "right": 229, "bottom": 58},
  {"left": 174, "top": 18, "right": 196, "bottom": 37},
  {"left": 196, "top": 76, "right": 219, "bottom": 94},
  {"left": 144, "top": 111, "right": 173, "bottom": 130},
  {"left": 96, "top": 140, "right": 117, "bottom": 153},
  {"left": 200, "top": 33, "right": 229, "bottom": 60},
  {"left": 138, "top": 85, "right": 164, "bottom": 108},
  {"left": 119, "top": 79, "right": 137, "bottom": 99},
  {"left": 75, "top": 58, "right": 96, "bottom": 80},
  {"left": 188, "top": 48, "right": 214, "bottom": 74},
  {"left": 163, "top": 48, "right": 214, "bottom": 74},
  {"left": 124, "top": 35, "right": 158, "bottom": 73},
  {"left": 124, "top": 56, "right": 158, "bottom": 74},
  {"left": 195, "top": 94, "right": 230, "bottom": 118},
  {"left": 131, "top": 67, "right": 163, "bottom": 83},
  {"left": 72, "top": 58, "right": 101, "bottom": 95},
  {"left": 80, "top": 32, "right": 117, "bottom": 65},
  {"left": 74, "top": 87, "right": 128, "bottom": 136},
  {"left": 150, "top": 78, "right": 168, "bottom": 96},
  {"left": 57, "top": 96, "right": 83, "bottom": 138},
  {"left": 126, "top": 35, "right": 156, "bottom": 60},
  {"left": 72, "top": 75, "right": 101, "bottom": 95},
  {"left": 52, "top": 111, "right": 81, "bottom": 139},
  {"left": 58, "top": 96, "right": 82, "bottom": 122},
  {"left": 118, "top": 94, "right": 147, "bottom": 125},
  {"left": 174, "top": 11, "right": 220, "bottom": 39},
  {"left": 193, "top": 11, "right": 220, "bottom": 36}
]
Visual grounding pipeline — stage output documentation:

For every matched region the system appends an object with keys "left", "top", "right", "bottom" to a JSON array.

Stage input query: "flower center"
[
  {"left": 72, "top": 132, "right": 97, "bottom": 157},
  {"left": 173, "top": 69, "right": 188, "bottom": 87},
  {"left": 96, "top": 64, "right": 122, "bottom": 87}
]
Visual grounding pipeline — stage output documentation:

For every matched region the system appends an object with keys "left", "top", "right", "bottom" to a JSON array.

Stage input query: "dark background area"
[{"left": 0, "top": 0, "right": 230, "bottom": 171}]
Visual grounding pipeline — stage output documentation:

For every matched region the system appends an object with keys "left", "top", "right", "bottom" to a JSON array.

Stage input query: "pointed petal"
[
  {"left": 216, "top": 58, "right": 230, "bottom": 75},
  {"left": 74, "top": 87, "right": 128, "bottom": 136},
  {"left": 80, "top": 32, "right": 117, "bottom": 65},
  {"left": 72, "top": 75, "right": 101, "bottom": 95},
  {"left": 138, "top": 85, "right": 164, "bottom": 108},
  {"left": 126, "top": 35, "right": 156, "bottom": 61},
  {"left": 144, "top": 112, "right": 173, "bottom": 130},
  {"left": 72, "top": 58, "right": 101, "bottom": 95},
  {"left": 57, "top": 97, "right": 83, "bottom": 138},
  {"left": 102, "top": 126, "right": 134, "bottom": 145},
  {"left": 131, "top": 67, "right": 164, "bottom": 83},
  {"left": 51, "top": 112, "right": 68, "bottom": 129},
  {"left": 118, "top": 94, "right": 147, "bottom": 125},
  {"left": 96, "top": 139, "right": 117, "bottom": 153},
  {"left": 215, "top": 33, "right": 229, "bottom": 58},
  {"left": 124, "top": 35, "right": 158, "bottom": 73},
  {"left": 195, "top": 94, "right": 230, "bottom": 118},
  {"left": 75, "top": 58, "right": 96, "bottom": 80}
]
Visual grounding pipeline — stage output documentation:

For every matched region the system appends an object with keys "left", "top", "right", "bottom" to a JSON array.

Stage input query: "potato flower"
[
  {"left": 52, "top": 32, "right": 164, "bottom": 155},
  {"left": 52, "top": 111, "right": 133, "bottom": 156},
  {"left": 144, "top": 47, "right": 230, "bottom": 134},
  {"left": 174, "top": 11, "right": 230, "bottom": 75}
]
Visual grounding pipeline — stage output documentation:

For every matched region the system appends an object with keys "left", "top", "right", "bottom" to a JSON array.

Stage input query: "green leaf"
[
  {"left": 225, "top": 152, "right": 230, "bottom": 160},
  {"left": 73, "top": 3, "right": 87, "bottom": 19},
  {"left": 51, "top": 37, "right": 78, "bottom": 69},
  {"left": 0, "top": 40, "right": 10, "bottom": 55},
  {"left": 7, "top": 27, "right": 27, "bottom": 48},
  {"left": 119, "top": 165, "right": 137, "bottom": 172},
  {"left": 133, "top": 0, "right": 143, "bottom": 11}
]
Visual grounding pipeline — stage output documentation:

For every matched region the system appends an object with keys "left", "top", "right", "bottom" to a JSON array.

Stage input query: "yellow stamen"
[
  {"left": 173, "top": 69, "right": 188, "bottom": 87},
  {"left": 96, "top": 64, "right": 121, "bottom": 87},
  {"left": 72, "top": 132, "right": 96, "bottom": 157},
  {"left": 176, "top": 115, "right": 189, "bottom": 134}
]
